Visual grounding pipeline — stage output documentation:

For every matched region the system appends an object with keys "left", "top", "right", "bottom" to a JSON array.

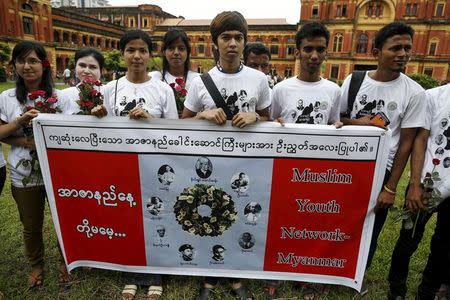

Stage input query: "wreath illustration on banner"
[{"left": 174, "top": 184, "right": 237, "bottom": 237}]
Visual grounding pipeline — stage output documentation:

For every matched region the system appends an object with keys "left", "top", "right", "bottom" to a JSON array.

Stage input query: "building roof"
[{"left": 158, "top": 18, "right": 293, "bottom": 27}]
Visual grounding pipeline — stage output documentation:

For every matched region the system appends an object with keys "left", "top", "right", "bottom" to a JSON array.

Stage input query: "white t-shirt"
[
  {"left": 184, "top": 65, "right": 271, "bottom": 114},
  {"left": 59, "top": 84, "right": 106, "bottom": 115},
  {"left": 0, "top": 144, "right": 5, "bottom": 169},
  {"left": 148, "top": 70, "right": 199, "bottom": 91},
  {"left": 0, "top": 88, "right": 62, "bottom": 187},
  {"left": 270, "top": 77, "right": 341, "bottom": 124},
  {"left": 422, "top": 84, "right": 450, "bottom": 199},
  {"left": 103, "top": 76, "right": 178, "bottom": 119},
  {"left": 339, "top": 72, "right": 425, "bottom": 170}
]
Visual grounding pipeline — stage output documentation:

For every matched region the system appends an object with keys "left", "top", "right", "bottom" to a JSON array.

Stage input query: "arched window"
[
  {"left": 333, "top": 34, "right": 343, "bottom": 52},
  {"left": 197, "top": 45, "right": 205, "bottom": 54},
  {"left": 23, "top": 17, "right": 33, "bottom": 34},
  {"left": 53, "top": 30, "right": 60, "bottom": 42},
  {"left": 356, "top": 33, "right": 368, "bottom": 53},
  {"left": 63, "top": 32, "right": 69, "bottom": 43},
  {"left": 429, "top": 39, "right": 438, "bottom": 55},
  {"left": 22, "top": 3, "right": 33, "bottom": 11},
  {"left": 71, "top": 33, "right": 77, "bottom": 44}
]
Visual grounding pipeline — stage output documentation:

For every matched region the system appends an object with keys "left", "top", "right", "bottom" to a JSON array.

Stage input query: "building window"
[
  {"left": 63, "top": 32, "right": 69, "bottom": 43},
  {"left": 22, "top": 3, "right": 33, "bottom": 11},
  {"left": 284, "top": 68, "right": 292, "bottom": 78},
  {"left": 53, "top": 30, "right": 60, "bottom": 42},
  {"left": 129, "top": 18, "right": 135, "bottom": 27},
  {"left": 375, "top": 4, "right": 382, "bottom": 16},
  {"left": 23, "top": 16, "right": 33, "bottom": 34},
  {"left": 367, "top": 5, "right": 373, "bottom": 16},
  {"left": 412, "top": 4, "right": 418, "bottom": 16},
  {"left": 356, "top": 33, "right": 368, "bottom": 53},
  {"left": 336, "top": 5, "right": 342, "bottom": 17},
  {"left": 197, "top": 45, "right": 205, "bottom": 54},
  {"left": 342, "top": 5, "right": 347, "bottom": 16},
  {"left": 333, "top": 34, "right": 343, "bottom": 52},
  {"left": 143, "top": 19, "right": 148, "bottom": 27},
  {"left": 270, "top": 45, "right": 279, "bottom": 56},
  {"left": 312, "top": 6, "right": 319, "bottom": 18},
  {"left": 405, "top": 3, "right": 411, "bottom": 15},
  {"left": 330, "top": 65, "right": 339, "bottom": 80},
  {"left": 435, "top": 3, "right": 444, "bottom": 16},
  {"left": 286, "top": 46, "right": 294, "bottom": 55},
  {"left": 424, "top": 67, "right": 433, "bottom": 77},
  {"left": 429, "top": 42, "right": 437, "bottom": 55},
  {"left": 71, "top": 33, "right": 77, "bottom": 44}
]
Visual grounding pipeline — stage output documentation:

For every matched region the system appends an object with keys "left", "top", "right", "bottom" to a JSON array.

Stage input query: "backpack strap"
[
  {"left": 344, "top": 70, "right": 366, "bottom": 118},
  {"left": 200, "top": 73, "right": 234, "bottom": 120}
]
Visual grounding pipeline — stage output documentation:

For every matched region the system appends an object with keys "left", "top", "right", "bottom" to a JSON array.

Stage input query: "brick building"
[
  {"left": 0, "top": 0, "right": 125, "bottom": 73},
  {"left": 300, "top": 0, "right": 450, "bottom": 82}
]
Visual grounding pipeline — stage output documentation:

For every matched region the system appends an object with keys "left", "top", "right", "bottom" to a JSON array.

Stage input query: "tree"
[
  {"left": 148, "top": 57, "right": 162, "bottom": 71},
  {"left": 0, "top": 42, "right": 11, "bottom": 65},
  {"left": 0, "top": 43, "right": 11, "bottom": 82},
  {"left": 408, "top": 73, "right": 440, "bottom": 90},
  {"left": 103, "top": 49, "right": 126, "bottom": 72}
]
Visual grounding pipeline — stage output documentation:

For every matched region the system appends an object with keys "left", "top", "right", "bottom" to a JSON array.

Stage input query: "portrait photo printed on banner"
[
  {"left": 211, "top": 245, "right": 226, "bottom": 262},
  {"left": 157, "top": 164, "right": 175, "bottom": 186},
  {"left": 179, "top": 244, "right": 195, "bottom": 262},
  {"left": 146, "top": 196, "right": 164, "bottom": 217},
  {"left": 244, "top": 202, "right": 262, "bottom": 222},
  {"left": 195, "top": 156, "right": 213, "bottom": 179},
  {"left": 230, "top": 172, "right": 250, "bottom": 194},
  {"left": 239, "top": 232, "right": 255, "bottom": 250}
]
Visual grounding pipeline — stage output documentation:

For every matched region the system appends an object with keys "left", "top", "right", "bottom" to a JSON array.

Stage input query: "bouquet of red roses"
[
  {"left": 169, "top": 77, "right": 187, "bottom": 113},
  {"left": 17, "top": 90, "right": 61, "bottom": 186},
  {"left": 76, "top": 78, "right": 103, "bottom": 115}
]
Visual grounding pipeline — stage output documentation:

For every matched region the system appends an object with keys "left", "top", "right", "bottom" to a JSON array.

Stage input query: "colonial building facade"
[
  {"left": 300, "top": 0, "right": 450, "bottom": 82},
  {"left": 0, "top": 0, "right": 125, "bottom": 73}
]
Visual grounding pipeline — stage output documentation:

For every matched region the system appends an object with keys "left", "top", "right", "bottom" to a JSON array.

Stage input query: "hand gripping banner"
[{"left": 33, "top": 115, "right": 388, "bottom": 291}]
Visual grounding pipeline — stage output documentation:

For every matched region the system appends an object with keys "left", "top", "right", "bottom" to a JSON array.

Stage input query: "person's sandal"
[
  {"left": 28, "top": 266, "right": 44, "bottom": 288},
  {"left": 58, "top": 263, "right": 71, "bottom": 285},
  {"left": 264, "top": 285, "right": 278, "bottom": 300},
  {"left": 231, "top": 284, "right": 254, "bottom": 300},
  {"left": 122, "top": 284, "right": 138, "bottom": 300},
  {"left": 147, "top": 285, "right": 163, "bottom": 300}
]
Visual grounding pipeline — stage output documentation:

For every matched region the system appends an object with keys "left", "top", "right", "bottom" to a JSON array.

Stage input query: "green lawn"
[{"left": 0, "top": 81, "right": 437, "bottom": 299}]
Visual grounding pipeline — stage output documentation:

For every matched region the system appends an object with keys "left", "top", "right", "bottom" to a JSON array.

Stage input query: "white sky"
[{"left": 107, "top": 0, "right": 301, "bottom": 24}]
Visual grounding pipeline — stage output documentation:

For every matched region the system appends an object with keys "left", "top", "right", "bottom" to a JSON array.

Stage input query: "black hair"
[
  {"left": 374, "top": 22, "right": 414, "bottom": 49},
  {"left": 243, "top": 42, "right": 271, "bottom": 63},
  {"left": 119, "top": 29, "right": 153, "bottom": 53},
  {"left": 210, "top": 11, "right": 248, "bottom": 45},
  {"left": 74, "top": 47, "right": 105, "bottom": 70},
  {"left": 212, "top": 245, "right": 225, "bottom": 252},
  {"left": 161, "top": 28, "right": 191, "bottom": 82},
  {"left": 9, "top": 41, "right": 53, "bottom": 104},
  {"left": 295, "top": 21, "right": 330, "bottom": 49}
]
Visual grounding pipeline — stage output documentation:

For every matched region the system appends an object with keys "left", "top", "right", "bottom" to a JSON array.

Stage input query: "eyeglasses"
[{"left": 15, "top": 58, "right": 42, "bottom": 66}]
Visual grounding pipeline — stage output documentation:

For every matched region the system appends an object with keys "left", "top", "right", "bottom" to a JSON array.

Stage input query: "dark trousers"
[
  {"left": 0, "top": 165, "right": 6, "bottom": 194},
  {"left": 417, "top": 199, "right": 450, "bottom": 300},
  {"left": 365, "top": 170, "right": 391, "bottom": 269},
  {"left": 204, "top": 276, "right": 240, "bottom": 286},
  {"left": 388, "top": 203, "right": 434, "bottom": 297},
  {"left": 124, "top": 273, "right": 162, "bottom": 286}
]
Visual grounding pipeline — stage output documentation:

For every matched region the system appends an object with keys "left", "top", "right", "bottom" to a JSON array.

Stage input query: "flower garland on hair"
[
  {"left": 391, "top": 158, "right": 443, "bottom": 237},
  {"left": 174, "top": 184, "right": 237, "bottom": 237},
  {"left": 16, "top": 90, "right": 61, "bottom": 186},
  {"left": 76, "top": 78, "right": 103, "bottom": 115},
  {"left": 169, "top": 77, "right": 187, "bottom": 113}
]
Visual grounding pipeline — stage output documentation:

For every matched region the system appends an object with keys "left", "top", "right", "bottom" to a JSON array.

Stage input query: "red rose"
[
  {"left": 49, "top": 107, "right": 56, "bottom": 113},
  {"left": 169, "top": 82, "right": 176, "bottom": 88},
  {"left": 46, "top": 97, "right": 57, "bottom": 104},
  {"left": 175, "top": 85, "right": 182, "bottom": 92},
  {"left": 432, "top": 158, "right": 440, "bottom": 165},
  {"left": 94, "top": 80, "right": 101, "bottom": 86},
  {"left": 175, "top": 77, "right": 184, "bottom": 85},
  {"left": 41, "top": 59, "right": 50, "bottom": 68},
  {"left": 90, "top": 89, "right": 98, "bottom": 96},
  {"left": 36, "top": 90, "right": 46, "bottom": 96},
  {"left": 35, "top": 101, "right": 44, "bottom": 108},
  {"left": 84, "top": 101, "right": 94, "bottom": 107},
  {"left": 26, "top": 106, "right": 34, "bottom": 111},
  {"left": 181, "top": 89, "right": 187, "bottom": 97}
]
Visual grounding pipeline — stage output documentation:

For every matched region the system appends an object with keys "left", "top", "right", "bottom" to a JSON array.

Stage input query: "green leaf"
[{"left": 33, "top": 160, "right": 40, "bottom": 171}]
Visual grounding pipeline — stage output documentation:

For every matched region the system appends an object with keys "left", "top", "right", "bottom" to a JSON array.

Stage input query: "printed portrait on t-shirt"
[
  {"left": 376, "top": 99, "right": 385, "bottom": 112},
  {"left": 443, "top": 157, "right": 450, "bottom": 168},
  {"left": 435, "top": 134, "right": 445, "bottom": 146},
  {"left": 116, "top": 96, "right": 147, "bottom": 116},
  {"left": 295, "top": 100, "right": 314, "bottom": 124},
  {"left": 440, "top": 118, "right": 448, "bottom": 129},
  {"left": 435, "top": 147, "right": 445, "bottom": 158},
  {"left": 443, "top": 126, "right": 450, "bottom": 150}
]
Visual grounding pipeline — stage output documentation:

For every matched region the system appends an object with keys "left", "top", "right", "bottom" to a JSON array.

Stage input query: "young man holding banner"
[
  {"left": 339, "top": 22, "right": 426, "bottom": 296},
  {"left": 388, "top": 83, "right": 450, "bottom": 300},
  {"left": 182, "top": 10, "right": 271, "bottom": 300}
]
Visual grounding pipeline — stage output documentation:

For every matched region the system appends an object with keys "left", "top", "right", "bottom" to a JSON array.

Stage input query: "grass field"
[{"left": 0, "top": 81, "right": 437, "bottom": 299}]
